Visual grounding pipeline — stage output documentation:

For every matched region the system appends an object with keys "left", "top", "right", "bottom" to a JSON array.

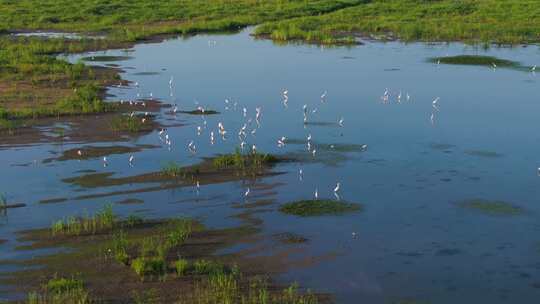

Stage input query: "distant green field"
[
  {"left": 0, "top": 0, "right": 362, "bottom": 41},
  {"left": 1, "top": 0, "right": 538, "bottom": 44},
  {"left": 255, "top": 0, "right": 540, "bottom": 45}
]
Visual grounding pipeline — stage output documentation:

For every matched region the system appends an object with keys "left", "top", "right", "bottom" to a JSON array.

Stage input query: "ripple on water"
[{"left": 464, "top": 150, "right": 504, "bottom": 158}]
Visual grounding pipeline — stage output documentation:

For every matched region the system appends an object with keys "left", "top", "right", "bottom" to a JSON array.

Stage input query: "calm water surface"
[{"left": 1, "top": 29, "right": 540, "bottom": 303}]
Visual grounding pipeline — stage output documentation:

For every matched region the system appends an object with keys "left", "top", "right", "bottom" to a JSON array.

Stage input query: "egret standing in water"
[
  {"left": 338, "top": 117, "right": 344, "bottom": 127},
  {"left": 299, "top": 168, "right": 303, "bottom": 181},
  {"left": 103, "top": 157, "right": 108, "bottom": 167},
  {"left": 334, "top": 182, "right": 341, "bottom": 194},
  {"left": 314, "top": 188, "right": 318, "bottom": 200},
  {"left": 244, "top": 187, "right": 250, "bottom": 198},
  {"left": 432, "top": 97, "right": 440, "bottom": 112},
  {"left": 128, "top": 155, "right": 134, "bottom": 166},
  {"left": 277, "top": 136, "right": 286, "bottom": 148},
  {"left": 321, "top": 90, "right": 327, "bottom": 102}
]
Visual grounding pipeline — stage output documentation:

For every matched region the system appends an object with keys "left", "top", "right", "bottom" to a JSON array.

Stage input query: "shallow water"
[{"left": 1, "top": 29, "right": 540, "bottom": 303}]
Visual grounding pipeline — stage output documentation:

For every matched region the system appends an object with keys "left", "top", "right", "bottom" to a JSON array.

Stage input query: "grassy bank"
[{"left": 255, "top": 0, "right": 540, "bottom": 45}]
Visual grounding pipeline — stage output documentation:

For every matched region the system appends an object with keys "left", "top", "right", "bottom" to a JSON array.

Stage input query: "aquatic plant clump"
[
  {"left": 212, "top": 149, "right": 280, "bottom": 170},
  {"left": 279, "top": 199, "right": 361, "bottom": 217},
  {"left": 27, "top": 276, "right": 91, "bottom": 304},
  {"left": 161, "top": 161, "right": 184, "bottom": 178},
  {"left": 459, "top": 199, "right": 523, "bottom": 216},
  {"left": 429, "top": 55, "right": 519, "bottom": 67},
  {"left": 110, "top": 114, "right": 151, "bottom": 132},
  {"left": 51, "top": 204, "right": 115, "bottom": 236},
  {"left": 180, "top": 109, "right": 220, "bottom": 115}
]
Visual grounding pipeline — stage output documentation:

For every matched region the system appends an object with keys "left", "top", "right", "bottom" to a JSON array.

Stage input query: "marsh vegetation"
[
  {"left": 5, "top": 208, "right": 323, "bottom": 303},
  {"left": 279, "top": 200, "right": 361, "bottom": 217}
]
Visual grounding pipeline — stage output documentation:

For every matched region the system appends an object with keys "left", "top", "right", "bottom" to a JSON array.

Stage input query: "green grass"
[
  {"left": 213, "top": 149, "right": 279, "bottom": 170},
  {"left": 0, "top": 1, "right": 361, "bottom": 39},
  {"left": 161, "top": 161, "right": 184, "bottom": 178},
  {"left": 175, "top": 258, "right": 190, "bottom": 276},
  {"left": 279, "top": 199, "right": 361, "bottom": 217},
  {"left": 110, "top": 115, "right": 147, "bottom": 132},
  {"left": 255, "top": 0, "right": 540, "bottom": 45},
  {"left": 193, "top": 259, "right": 225, "bottom": 275},
  {"left": 51, "top": 204, "right": 115, "bottom": 236},
  {"left": 131, "top": 256, "right": 167, "bottom": 279},
  {"left": 459, "top": 199, "right": 523, "bottom": 216},
  {"left": 27, "top": 276, "right": 91, "bottom": 304},
  {"left": 181, "top": 273, "right": 319, "bottom": 304}
]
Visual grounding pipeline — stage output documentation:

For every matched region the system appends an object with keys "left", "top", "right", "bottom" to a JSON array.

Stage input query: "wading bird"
[
  {"left": 432, "top": 97, "right": 440, "bottom": 111},
  {"left": 277, "top": 136, "right": 286, "bottom": 148},
  {"left": 334, "top": 182, "right": 341, "bottom": 194},
  {"left": 314, "top": 188, "right": 318, "bottom": 200},
  {"left": 244, "top": 187, "right": 250, "bottom": 197}
]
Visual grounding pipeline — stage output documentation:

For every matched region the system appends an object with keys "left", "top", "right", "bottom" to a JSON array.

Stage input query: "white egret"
[
  {"left": 314, "top": 188, "right": 318, "bottom": 200},
  {"left": 334, "top": 182, "right": 341, "bottom": 193},
  {"left": 244, "top": 187, "right": 250, "bottom": 197},
  {"left": 321, "top": 90, "right": 327, "bottom": 101},
  {"left": 432, "top": 97, "right": 440, "bottom": 111}
]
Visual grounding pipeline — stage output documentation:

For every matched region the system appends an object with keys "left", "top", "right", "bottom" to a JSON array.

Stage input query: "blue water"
[{"left": 1, "top": 28, "right": 540, "bottom": 303}]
